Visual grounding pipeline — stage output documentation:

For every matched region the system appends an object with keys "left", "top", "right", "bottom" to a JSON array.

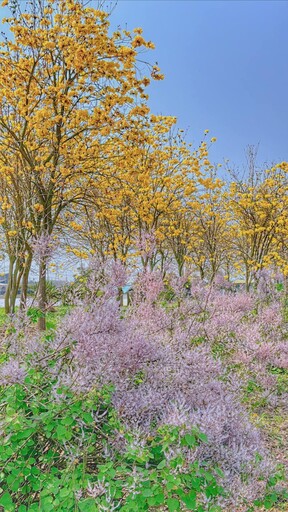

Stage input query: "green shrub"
[
  {"left": 0, "top": 366, "right": 116, "bottom": 511},
  {"left": 0, "top": 362, "right": 225, "bottom": 511}
]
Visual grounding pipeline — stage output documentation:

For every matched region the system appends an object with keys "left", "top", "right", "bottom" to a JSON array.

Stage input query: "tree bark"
[
  {"left": 4, "top": 255, "right": 23, "bottom": 314},
  {"left": 20, "top": 250, "right": 32, "bottom": 310},
  {"left": 4, "top": 256, "right": 14, "bottom": 314},
  {"left": 38, "top": 256, "right": 47, "bottom": 330},
  {"left": 245, "top": 266, "right": 251, "bottom": 292}
]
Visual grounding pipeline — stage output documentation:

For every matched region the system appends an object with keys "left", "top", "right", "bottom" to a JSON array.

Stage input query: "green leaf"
[
  {"left": 197, "top": 432, "right": 208, "bottom": 443},
  {"left": 78, "top": 498, "right": 98, "bottom": 512},
  {"left": 200, "top": 470, "right": 214, "bottom": 482},
  {"left": 10, "top": 478, "right": 24, "bottom": 492},
  {"left": 17, "top": 428, "right": 35, "bottom": 440},
  {"left": 82, "top": 412, "right": 94, "bottom": 424},
  {"left": 59, "top": 488, "right": 72, "bottom": 498},
  {"left": 147, "top": 492, "right": 165, "bottom": 506},
  {"left": 157, "top": 459, "right": 166, "bottom": 469},
  {"left": 264, "top": 492, "right": 279, "bottom": 509},
  {"left": 60, "top": 416, "right": 74, "bottom": 426},
  {"left": 142, "top": 488, "right": 153, "bottom": 497},
  {"left": 167, "top": 498, "right": 180, "bottom": 511},
  {"left": 40, "top": 496, "right": 54, "bottom": 512},
  {"left": 205, "top": 484, "right": 220, "bottom": 498},
  {"left": 182, "top": 491, "right": 196, "bottom": 509},
  {"left": 183, "top": 434, "right": 196, "bottom": 447},
  {"left": 0, "top": 492, "right": 14, "bottom": 510},
  {"left": 27, "top": 504, "right": 39, "bottom": 512},
  {"left": 190, "top": 477, "right": 201, "bottom": 491},
  {"left": 55, "top": 424, "right": 72, "bottom": 441}
]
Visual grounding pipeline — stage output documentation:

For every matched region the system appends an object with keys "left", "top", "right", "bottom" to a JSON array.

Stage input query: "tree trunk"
[
  {"left": 4, "top": 257, "right": 14, "bottom": 314},
  {"left": 20, "top": 250, "right": 32, "bottom": 310},
  {"left": 5, "top": 256, "right": 19, "bottom": 314},
  {"left": 245, "top": 265, "right": 250, "bottom": 292},
  {"left": 4, "top": 256, "right": 26, "bottom": 314},
  {"left": 38, "top": 256, "right": 47, "bottom": 330},
  {"left": 177, "top": 258, "right": 184, "bottom": 277},
  {"left": 199, "top": 266, "right": 205, "bottom": 280},
  {"left": 159, "top": 250, "right": 166, "bottom": 278},
  {"left": 10, "top": 283, "right": 19, "bottom": 314}
]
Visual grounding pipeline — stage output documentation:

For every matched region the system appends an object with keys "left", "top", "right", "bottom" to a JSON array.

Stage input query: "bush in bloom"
[{"left": 0, "top": 261, "right": 287, "bottom": 509}]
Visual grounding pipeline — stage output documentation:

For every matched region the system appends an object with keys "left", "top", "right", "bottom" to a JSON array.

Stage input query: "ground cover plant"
[{"left": 0, "top": 261, "right": 287, "bottom": 511}]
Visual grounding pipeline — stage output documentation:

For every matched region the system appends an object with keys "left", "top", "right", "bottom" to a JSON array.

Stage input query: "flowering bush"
[
  {"left": 0, "top": 263, "right": 287, "bottom": 509},
  {"left": 0, "top": 354, "right": 225, "bottom": 511}
]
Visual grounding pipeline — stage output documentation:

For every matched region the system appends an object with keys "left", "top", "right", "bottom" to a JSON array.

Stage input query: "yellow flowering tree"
[
  {"left": 0, "top": 0, "right": 161, "bottom": 327},
  {"left": 65, "top": 115, "right": 198, "bottom": 273},
  {"left": 228, "top": 158, "right": 288, "bottom": 290},
  {"left": 0, "top": 151, "right": 39, "bottom": 312}
]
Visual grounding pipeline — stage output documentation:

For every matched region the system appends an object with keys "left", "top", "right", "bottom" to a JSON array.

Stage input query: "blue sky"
[
  {"left": 1, "top": 0, "right": 288, "bottom": 170},
  {"left": 110, "top": 0, "right": 288, "bottom": 171}
]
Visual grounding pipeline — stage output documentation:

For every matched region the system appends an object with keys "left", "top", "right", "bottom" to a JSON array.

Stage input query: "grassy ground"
[
  {"left": 0, "top": 305, "right": 70, "bottom": 330},
  {"left": 0, "top": 307, "right": 6, "bottom": 326},
  {"left": 213, "top": 340, "right": 288, "bottom": 511},
  {"left": 46, "top": 305, "right": 71, "bottom": 330}
]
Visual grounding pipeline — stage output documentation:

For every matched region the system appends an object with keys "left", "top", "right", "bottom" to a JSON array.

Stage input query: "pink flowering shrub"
[
  {"left": 45, "top": 269, "right": 278, "bottom": 500},
  {"left": 0, "top": 262, "right": 287, "bottom": 506},
  {"left": 0, "top": 359, "right": 26, "bottom": 385}
]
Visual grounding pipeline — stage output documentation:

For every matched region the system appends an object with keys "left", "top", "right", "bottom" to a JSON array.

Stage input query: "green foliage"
[
  {"left": 0, "top": 306, "right": 6, "bottom": 327},
  {"left": 159, "top": 283, "right": 176, "bottom": 305},
  {"left": 211, "top": 339, "right": 232, "bottom": 358},
  {"left": 45, "top": 306, "right": 70, "bottom": 330},
  {"left": 253, "top": 466, "right": 288, "bottom": 510},
  {"left": 27, "top": 281, "right": 62, "bottom": 305},
  {"left": 269, "top": 365, "right": 288, "bottom": 395},
  {"left": 190, "top": 336, "right": 206, "bottom": 346},
  {"left": 242, "top": 379, "right": 268, "bottom": 409},
  {"left": 84, "top": 425, "right": 225, "bottom": 511},
  {"left": 0, "top": 365, "right": 117, "bottom": 511},
  {"left": 0, "top": 360, "right": 225, "bottom": 511},
  {"left": 27, "top": 307, "right": 44, "bottom": 323},
  {"left": 276, "top": 282, "right": 284, "bottom": 292}
]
